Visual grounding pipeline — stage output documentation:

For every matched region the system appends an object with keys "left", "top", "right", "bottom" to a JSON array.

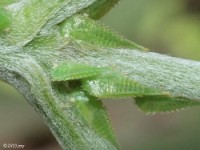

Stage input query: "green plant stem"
[
  {"left": 27, "top": 45, "right": 200, "bottom": 101},
  {"left": 1, "top": 45, "right": 200, "bottom": 149},
  {"left": 0, "top": 47, "right": 117, "bottom": 150},
  {"left": 1, "top": 0, "right": 200, "bottom": 149}
]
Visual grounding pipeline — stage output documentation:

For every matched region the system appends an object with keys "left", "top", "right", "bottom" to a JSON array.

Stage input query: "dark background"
[{"left": 1, "top": 0, "right": 200, "bottom": 149}]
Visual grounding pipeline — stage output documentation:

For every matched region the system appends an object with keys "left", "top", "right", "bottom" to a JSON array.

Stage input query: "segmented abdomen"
[
  {"left": 82, "top": 73, "right": 164, "bottom": 98},
  {"left": 59, "top": 15, "right": 144, "bottom": 50}
]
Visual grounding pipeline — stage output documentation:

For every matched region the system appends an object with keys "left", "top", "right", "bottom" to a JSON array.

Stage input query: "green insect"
[
  {"left": 59, "top": 14, "right": 145, "bottom": 50},
  {"left": 82, "top": 72, "right": 166, "bottom": 98},
  {"left": 62, "top": 90, "right": 119, "bottom": 147},
  {"left": 135, "top": 96, "right": 200, "bottom": 113},
  {"left": 51, "top": 62, "right": 200, "bottom": 113},
  {"left": 51, "top": 62, "right": 166, "bottom": 98},
  {"left": 0, "top": 7, "right": 10, "bottom": 32},
  {"left": 51, "top": 62, "right": 105, "bottom": 81}
]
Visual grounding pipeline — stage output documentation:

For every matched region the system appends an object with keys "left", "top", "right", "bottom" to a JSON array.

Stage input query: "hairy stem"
[
  {"left": 0, "top": 48, "right": 117, "bottom": 150},
  {"left": 1, "top": 43, "right": 200, "bottom": 149},
  {"left": 25, "top": 45, "right": 200, "bottom": 101}
]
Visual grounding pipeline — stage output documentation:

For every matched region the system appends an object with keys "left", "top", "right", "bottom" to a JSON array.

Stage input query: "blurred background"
[{"left": 1, "top": 0, "right": 200, "bottom": 149}]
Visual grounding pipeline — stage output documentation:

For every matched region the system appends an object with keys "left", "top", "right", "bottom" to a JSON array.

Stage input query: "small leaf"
[{"left": 135, "top": 96, "right": 200, "bottom": 113}]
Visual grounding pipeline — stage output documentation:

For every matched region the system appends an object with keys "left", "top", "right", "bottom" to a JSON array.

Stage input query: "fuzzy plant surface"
[{"left": 1, "top": 0, "right": 200, "bottom": 149}]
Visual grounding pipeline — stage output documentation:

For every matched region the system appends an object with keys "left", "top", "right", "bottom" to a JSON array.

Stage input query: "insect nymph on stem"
[
  {"left": 51, "top": 62, "right": 166, "bottom": 99},
  {"left": 59, "top": 14, "right": 144, "bottom": 50}
]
